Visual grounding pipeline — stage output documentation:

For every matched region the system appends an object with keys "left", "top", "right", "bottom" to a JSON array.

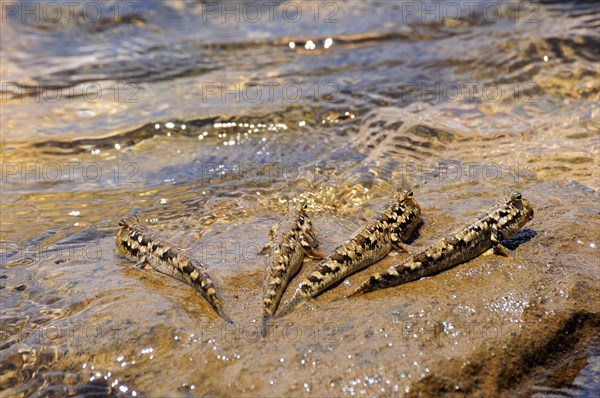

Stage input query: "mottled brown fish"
[
  {"left": 345, "top": 191, "right": 534, "bottom": 297},
  {"left": 277, "top": 189, "right": 421, "bottom": 318},
  {"left": 116, "top": 216, "right": 232, "bottom": 324},
  {"left": 259, "top": 202, "right": 325, "bottom": 336}
]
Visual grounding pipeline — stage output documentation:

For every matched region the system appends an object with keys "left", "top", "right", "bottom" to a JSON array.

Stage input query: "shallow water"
[{"left": 1, "top": 1, "right": 599, "bottom": 397}]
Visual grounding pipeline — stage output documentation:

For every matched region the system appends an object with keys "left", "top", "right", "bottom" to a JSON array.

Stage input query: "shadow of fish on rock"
[{"left": 503, "top": 228, "right": 537, "bottom": 250}]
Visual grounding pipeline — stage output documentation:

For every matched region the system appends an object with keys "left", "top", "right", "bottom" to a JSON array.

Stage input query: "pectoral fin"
[
  {"left": 303, "top": 246, "right": 326, "bottom": 259},
  {"left": 493, "top": 244, "right": 510, "bottom": 257},
  {"left": 299, "top": 234, "right": 325, "bottom": 259},
  {"left": 481, "top": 248, "right": 495, "bottom": 256},
  {"left": 393, "top": 241, "right": 412, "bottom": 254},
  {"left": 135, "top": 251, "right": 149, "bottom": 269},
  {"left": 258, "top": 241, "right": 272, "bottom": 255},
  {"left": 491, "top": 224, "right": 510, "bottom": 257}
]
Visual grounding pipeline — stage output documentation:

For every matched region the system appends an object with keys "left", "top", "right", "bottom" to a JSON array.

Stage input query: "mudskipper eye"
[
  {"left": 514, "top": 193, "right": 522, "bottom": 200},
  {"left": 406, "top": 190, "right": 414, "bottom": 199},
  {"left": 118, "top": 221, "right": 125, "bottom": 228}
]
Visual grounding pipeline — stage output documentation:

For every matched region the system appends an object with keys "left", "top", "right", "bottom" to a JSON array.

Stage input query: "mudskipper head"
[
  {"left": 297, "top": 201, "right": 309, "bottom": 214},
  {"left": 497, "top": 191, "right": 534, "bottom": 240},
  {"left": 287, "top": 201, "right": 309, "bottom": 220},
  {"left": 392, "top": 188, "right": 420, "bottom": 209},
  {"left": 116, "top": 215, "right": 141, "bottom": 259},
  {"left": 391, "top": 189, "right": 422, "bottom": 241},
  {"left": 118, "top": 215, "right": 140, "bottom": 230},
  {"left": 296, "top": 201, "right": 318, "bottom": 246},
  {"left": 117, "top": 216, "right": 141, "bottom": 244}
]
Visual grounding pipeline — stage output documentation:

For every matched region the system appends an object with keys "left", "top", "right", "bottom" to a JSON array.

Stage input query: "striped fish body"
[
  {"left": 349, "top": 191, "right": 534, "bottom": 296},
  {"left": 116, "top": 216, "right": 232, "bottom": 323},
  {"left": 278, "top": 189, "right": 421, "bottom": 318},
  {"left": 260, "top": 203, "right": 323, "bottom": 336}
]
